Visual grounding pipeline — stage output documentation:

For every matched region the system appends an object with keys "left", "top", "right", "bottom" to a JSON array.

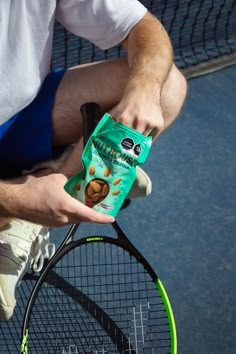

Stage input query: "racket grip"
[{"left": 80, "top": 102, "right": 101, "bottom": 146}]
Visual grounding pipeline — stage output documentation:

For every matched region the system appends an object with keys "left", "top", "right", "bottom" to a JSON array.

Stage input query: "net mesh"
[
  {"left": 0, "top": 1, "right": 236, "bottom": 352},
  {"left": 0, "top": 275, "right": 38, "bottom": 354},
  {"left": 51, "top": 0, "right": 236, "bottom": 75},
  {"left": 23, "top": 241, "right": 172, "bottom": 354}
]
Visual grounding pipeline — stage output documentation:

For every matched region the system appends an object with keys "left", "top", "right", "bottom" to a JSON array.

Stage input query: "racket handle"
[{"left": 80, "top": 102, "right": 101, "bottom": 146}]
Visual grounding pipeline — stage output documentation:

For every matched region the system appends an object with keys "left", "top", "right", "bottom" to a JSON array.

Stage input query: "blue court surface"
[
  {"left": 51, "top": 64, "right": 236, "bottom": 354},
  {"left": 0, "top": 65, "right": 235, "bottom": 354},
  {"left": 0, "top": 2, "right": 235, "bottom": 352}
]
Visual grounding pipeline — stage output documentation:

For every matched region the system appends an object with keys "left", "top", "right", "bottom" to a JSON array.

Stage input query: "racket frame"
[
  {"left": 21, "top": 102, "right": 177, "bottom": 353},
  {"left": 21, "top": 221, "right": 177, "bottom": 354}
]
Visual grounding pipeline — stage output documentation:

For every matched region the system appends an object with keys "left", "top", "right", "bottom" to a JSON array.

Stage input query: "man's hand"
[
  {"left": 1, "top": 174, "right": 114, "bottom": 227},
  {"left": 109, "top": 83, "right": 164, "bottom": 140},
  {"left": 111, "top": 11, "right": 173, "bottom": 139}
]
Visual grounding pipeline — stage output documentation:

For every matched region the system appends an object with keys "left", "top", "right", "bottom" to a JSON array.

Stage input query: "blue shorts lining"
[{"left": 0, "top": 69, "right": 65, "bottom": 178}]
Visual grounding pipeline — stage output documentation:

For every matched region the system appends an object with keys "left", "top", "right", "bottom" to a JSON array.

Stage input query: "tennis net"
[
  {"left": 51, "top": 0, "right": 236, "bottom": 78},
  {"left": 0, "top": 1, "right": 236, "bottom": 353}
]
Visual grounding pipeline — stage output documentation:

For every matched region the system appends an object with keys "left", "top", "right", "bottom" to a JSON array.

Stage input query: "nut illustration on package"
[{"left": 64, "top": 113, "right": 152, "bottom": 217}]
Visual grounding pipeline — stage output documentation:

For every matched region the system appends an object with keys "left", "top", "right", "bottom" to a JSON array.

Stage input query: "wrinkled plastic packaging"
[{"left": 64, "top": 113, "right": 152, "bottom": 217}]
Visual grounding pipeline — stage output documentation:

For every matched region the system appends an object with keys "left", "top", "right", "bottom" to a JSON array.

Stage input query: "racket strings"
[
  {"left": 0, "top": 275, "right": 38, "bottom": 353},
  {"left": 26, "top": 241, "right": 171, "bottom": 353}
]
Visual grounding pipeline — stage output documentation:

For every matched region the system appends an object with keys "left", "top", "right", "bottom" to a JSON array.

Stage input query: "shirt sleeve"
[{"left": 56, "top": 0, "right": 147, "bottom": 50}]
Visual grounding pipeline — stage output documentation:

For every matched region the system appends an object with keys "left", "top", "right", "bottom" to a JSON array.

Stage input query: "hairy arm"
[
  {"left": 110, "top": 12, "right": 174, "bottom": 138},
  {"left": 0, "top": 174, "right": 114, "bottom": 227},
  {"left": 124, "top": 12, "right": 173, "bottom": 88},
  {"left": 0, "top": 182, "right": 17, "bottom": 222}
]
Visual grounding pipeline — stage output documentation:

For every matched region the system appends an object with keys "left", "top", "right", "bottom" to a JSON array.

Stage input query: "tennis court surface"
[{"left": 0, "top": 0, "right": 235, "bottom": 353}]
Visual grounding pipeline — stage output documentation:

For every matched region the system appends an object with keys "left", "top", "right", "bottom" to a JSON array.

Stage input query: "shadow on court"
[
  {"left": 67, "top": 64, "right": 235, "bottom": 354},
  {"left": 0, "top": 66, "right": 235, "bottom": 354},
  {"left": 111, "top": 64, "right": 235, "bottom": 354}
]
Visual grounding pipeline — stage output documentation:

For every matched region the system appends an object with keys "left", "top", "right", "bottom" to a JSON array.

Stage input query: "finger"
[
  {"left": 133, "top": 119, "right": 149, "bottom": 135},
  {"left": 83, "top": 207, "right": 115, "bottom": 224},
  {"left": 76, "top": 207, "right": 115, "bottom": 224},
  {"left": 149, "top": 127, "right": 161, "bottom": 141},
  {"left": 68, "top": 197, "right": 115, "bottom": 224},
  {"left": 143, "top": 127, "right": 153, "bottom": 137}
]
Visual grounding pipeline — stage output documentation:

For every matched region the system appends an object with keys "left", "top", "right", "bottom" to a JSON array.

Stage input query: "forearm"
[
  {"left": 0, "top": 181, "right": 19, "bottom": 218},
  {"left": 0, "top": 174, "right": 40, "bottom": 219},
  {"left": 0, "top": 169, "right": 114, "bottom": 227},
  {"left": 123, "top": 12, "right": 173, "bottom": 94}
]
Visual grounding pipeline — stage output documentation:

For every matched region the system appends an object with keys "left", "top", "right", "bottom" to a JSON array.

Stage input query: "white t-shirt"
[{"left": 0, "top": 0, "right": 147, "bottom": 125}]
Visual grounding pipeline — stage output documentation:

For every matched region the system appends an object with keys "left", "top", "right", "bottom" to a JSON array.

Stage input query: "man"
[{"left": 0, "top": 0, "right": 187, "bottom": 320}]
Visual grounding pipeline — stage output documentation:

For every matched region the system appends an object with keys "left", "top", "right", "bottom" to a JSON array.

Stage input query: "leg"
[
  {"left": 160, "top": 63, "right": 187, "bottom": 131},
  {"left": 51, "top": 58, "right": 187, "bottom": 176},
  {"left": 51, "top": 58, "right": 129, "bottom": 146},
  {"left": 0, "top": 60, "right": 186, "bottom": 321}
]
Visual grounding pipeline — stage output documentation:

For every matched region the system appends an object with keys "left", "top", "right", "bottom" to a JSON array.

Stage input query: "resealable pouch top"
[{"left": 64, "top": 113, "right": 152, "bottom": 217}]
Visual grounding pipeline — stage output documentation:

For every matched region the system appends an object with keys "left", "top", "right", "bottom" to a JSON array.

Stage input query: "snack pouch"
[{"left": 64, "top": 113, "right": 152, "bottom": 217}]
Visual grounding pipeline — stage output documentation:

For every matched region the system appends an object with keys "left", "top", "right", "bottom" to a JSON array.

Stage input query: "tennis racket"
[{"left": 21, "top": 103, "right": 177, "bottom": 354}]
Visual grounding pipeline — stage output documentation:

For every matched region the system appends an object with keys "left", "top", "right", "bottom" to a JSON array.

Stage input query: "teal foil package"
[{"left": 64, "top": 113, "right": 152, "bottom": 217}]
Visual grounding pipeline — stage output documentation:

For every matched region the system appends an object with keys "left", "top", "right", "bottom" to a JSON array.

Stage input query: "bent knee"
[
  {"left": 161, "top": 64, "right": 187, "bottom": 127},
  {"left": 169, "top": 64, "right": 187, "bottom": 103}
]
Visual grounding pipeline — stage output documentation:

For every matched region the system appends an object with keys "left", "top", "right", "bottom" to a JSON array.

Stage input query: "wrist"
[
  {"left": 124, "top": 75, "right": 161, "bottom": 105},
  {"left": 0, "top": 182, "right": 22, "bottom": 218}
]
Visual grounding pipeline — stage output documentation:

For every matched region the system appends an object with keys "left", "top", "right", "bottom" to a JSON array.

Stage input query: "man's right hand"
[{"left": 1, "top": 173, "right": 114, "bottom": 227}]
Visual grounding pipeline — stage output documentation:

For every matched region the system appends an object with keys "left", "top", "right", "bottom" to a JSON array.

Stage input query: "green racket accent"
[
  {"left": 86, "top": 236, "right": 104, "bottom": 242},
  {"left": 156, "top": 279, "right": 177, "bottom": 354},
  {"left": 21, "top": 329, "right": 28, "bottom": 354}
]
